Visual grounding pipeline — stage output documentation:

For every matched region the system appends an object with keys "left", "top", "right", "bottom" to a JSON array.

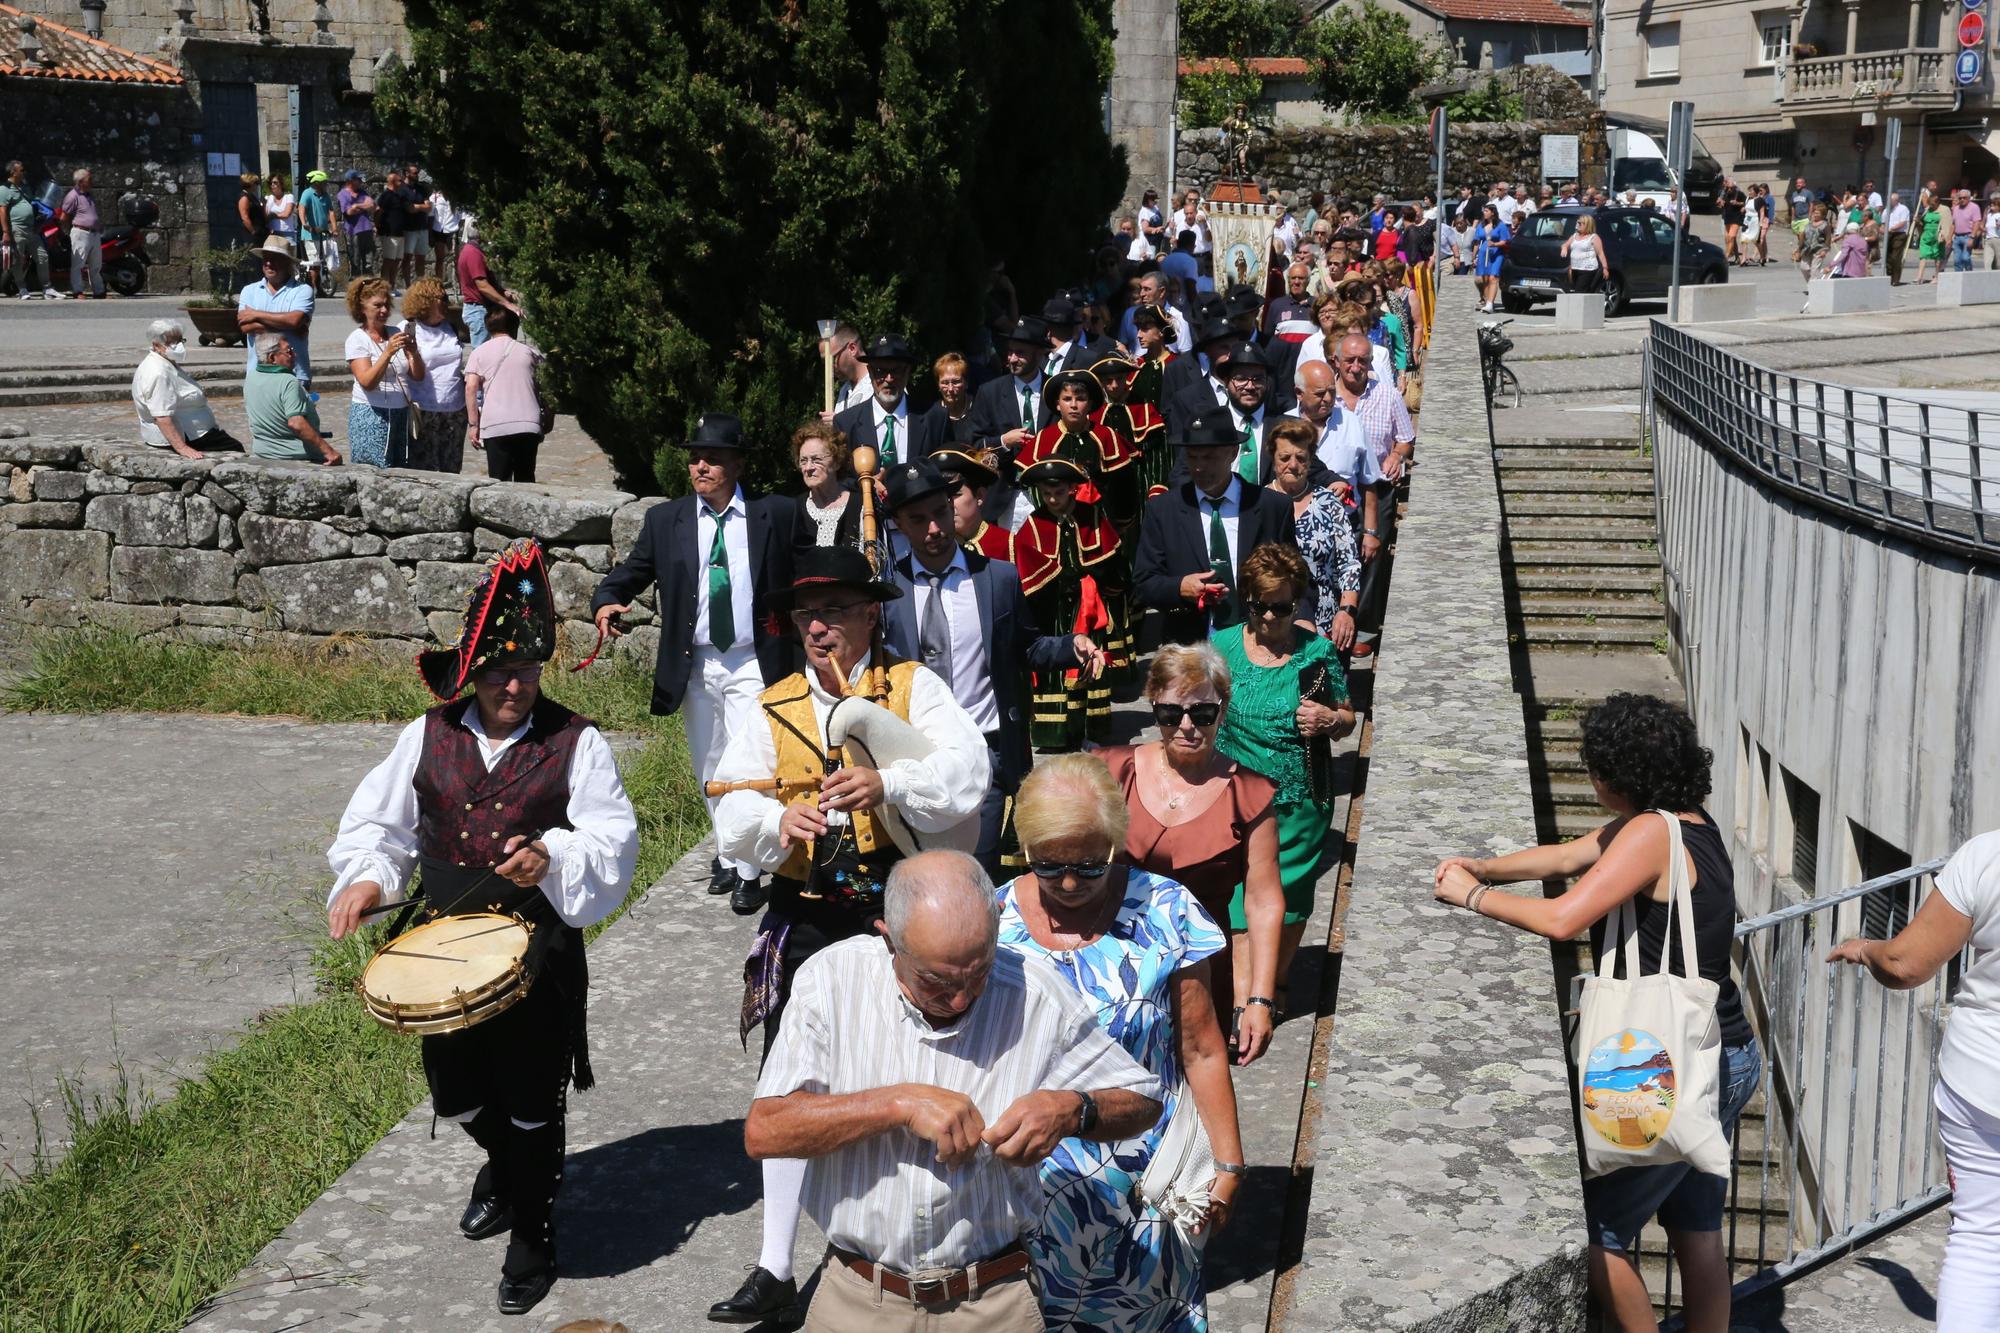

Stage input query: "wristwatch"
[
  {"left": 1334, "top": 605, "right": 1356, "bottom": 618},
  {"left": 1075, "top": 1090, "right": 1100, "bottom": 1135}
]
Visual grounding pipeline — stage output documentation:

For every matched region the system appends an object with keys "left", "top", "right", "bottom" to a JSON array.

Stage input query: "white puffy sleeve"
[
  {"left": 536, "top": 726, "right": 640, "bottom": 928},
  {"left": 326, "top": 717, "right": 428, "bottom": 908},
  {"left": 877, "top": 666, "right": 992, "bottom": 831}
]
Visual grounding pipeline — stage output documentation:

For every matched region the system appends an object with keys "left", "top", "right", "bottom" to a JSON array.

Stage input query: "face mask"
[{"left": 164, "top": 343, "right": 187, "bottom": 363}]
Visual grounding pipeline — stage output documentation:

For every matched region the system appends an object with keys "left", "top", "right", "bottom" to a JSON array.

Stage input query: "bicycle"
[{"left": 1478, "top": 318, "right": 1521, "bottom": 410}]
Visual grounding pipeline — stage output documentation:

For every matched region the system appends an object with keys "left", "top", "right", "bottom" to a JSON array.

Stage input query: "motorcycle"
[{"left": 27, "top": 187, "right": 157, "bottom": 297}]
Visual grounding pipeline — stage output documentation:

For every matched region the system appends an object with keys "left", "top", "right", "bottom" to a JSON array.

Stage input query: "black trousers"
[
  {"left": 484, "top": 431, "right": 544, "bottom": 483},
  {"left": 1356, "top": 479, "right": 1399, "bottom": 633}
]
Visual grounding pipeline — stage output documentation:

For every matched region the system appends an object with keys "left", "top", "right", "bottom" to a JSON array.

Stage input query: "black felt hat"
[
  {"left": 857, "top": 333, "right": 916, "bottom": 366},
  {"left": 931, "top": 448, "right": 1000, "bottom": 490},
  {"left": 775, "top": 545, "right": 903, "bottom": 611},
  {"left": 1211, "top": 340, "right": 1271, "bottom": 375},
  {"left": 1001, "top": 316, "right": 1049, "bottom": 348},
  {"left": 1222, "top": 285, "right": 1264, "bottom": 320},
  {"left": 1192, "top": 317, "right": 1235, "bottom": 351},
  {"left": 884, "top": 459, "right": 954, "bottom": 512},
  {"left": 687, "top": 412, "right": 747, "bottom": 450},
  {"left": 416, "top": 540, "right": 559, "bottom": 701},
  {"left": 1171, "top": 405, "right": 1248, "bottom": 450},
  {"left": 1039, "top": 296, "right": 1080, "bottom": 327}
]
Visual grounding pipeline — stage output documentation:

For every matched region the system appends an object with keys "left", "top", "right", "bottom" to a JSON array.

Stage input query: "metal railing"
[
  {"left": 1648, "top": 320, "right": 2000, "bottom": 560},
  {"left": 1645, "top": 858, "right": 1965, "bottom": 1326}
]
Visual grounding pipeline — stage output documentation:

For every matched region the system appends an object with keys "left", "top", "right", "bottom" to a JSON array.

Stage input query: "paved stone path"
[{"left": 0, "top": 711, "right": 400, "bottom": 1182}]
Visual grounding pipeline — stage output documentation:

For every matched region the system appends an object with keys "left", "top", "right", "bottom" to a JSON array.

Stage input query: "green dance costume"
[{"left": 1214, "top": 624, "right": 1345, "bottom": 927}]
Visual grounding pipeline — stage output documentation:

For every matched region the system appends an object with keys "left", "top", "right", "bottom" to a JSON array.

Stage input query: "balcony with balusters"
[{"left": 1783, "top": 46, "right": 1959, "bottom": 113}]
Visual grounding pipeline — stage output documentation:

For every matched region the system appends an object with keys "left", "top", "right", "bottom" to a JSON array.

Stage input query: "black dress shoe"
[
  {"left": 729, "top": 874, "right": 768, "bottom": 917},
  {"left": 708, "top": 1266, "right": 798, "bottom": 1323},
  {"left": 496, "top": 1267, "right": 555, "bottom": 1315},
  {"left": 707, "top": 857, "right": 733, "bottom": 896},
  {"left": 460, "top": 1193, "right": 512, "bottom": 1240}
]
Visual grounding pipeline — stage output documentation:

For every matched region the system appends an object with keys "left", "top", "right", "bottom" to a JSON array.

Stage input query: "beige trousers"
[{"left": 803, "top": 1251, "right": 1044, "bottom": 1333}]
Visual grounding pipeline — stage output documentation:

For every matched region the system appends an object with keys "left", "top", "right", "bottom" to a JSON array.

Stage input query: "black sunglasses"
[
  {"left": 1246, "top": 598, "right": 1296, "bottom": 618},
  {"left": 1153, "top": 702, "right": 1221, "bottom": 728},
  {"left": 1029, "top": 859, "right": 1112, "bottom": 881}
]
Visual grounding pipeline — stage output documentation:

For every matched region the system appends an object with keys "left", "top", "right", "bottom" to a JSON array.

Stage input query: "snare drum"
[{"left": 359, "top": 912, "right": 534, "bottom": 1035}]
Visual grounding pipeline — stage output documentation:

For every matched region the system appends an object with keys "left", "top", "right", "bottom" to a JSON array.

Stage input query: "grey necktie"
[{"left": 919, "top": 572, "right": 952, "bottom": 689}]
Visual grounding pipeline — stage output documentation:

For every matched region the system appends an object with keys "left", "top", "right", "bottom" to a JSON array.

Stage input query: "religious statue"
[{"left": 1222, "top": 101, "right": 1253, "bottom": 180}]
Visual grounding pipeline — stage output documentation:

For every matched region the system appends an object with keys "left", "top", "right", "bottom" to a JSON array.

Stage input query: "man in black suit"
[
  {"left": 829, "top": 333, "right": 944, "bottom": 468},
  {"left": 1219, "top": 282, "right": 1299, "bottom": 415},
  {"left": 879, "top": 460, "right": 1101, "bottom": 877},
  {"left": 1134, "top": 406, "right": 1312, "bottom": 645},
  {"left": 1162, "top": 316, "right": 1235, "bottom": 440},
  {"left": 1037, "top": 296, "right": 1096, "bottom": 380},
  {"left": 590, "top": 413, "right": 797, "bottom": 913},
  {"left": 1163, "top": 337, "right": 1277, "bottom": 490},
  {"left": 968, "top": 315, "right": 1054, "bottom": 526}
]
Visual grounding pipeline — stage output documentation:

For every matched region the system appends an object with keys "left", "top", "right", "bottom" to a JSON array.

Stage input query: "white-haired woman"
[
  {"left": 1000, "top": 753, "right": 1245, "bottom": 1331},
  {"left": 131, "top": 319, "right": 242, "bottom": 458}
]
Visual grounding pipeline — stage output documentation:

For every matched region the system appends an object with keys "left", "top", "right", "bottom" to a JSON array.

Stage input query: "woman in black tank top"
[{"left": 1430, "top": 693, "right": 1762, "bottom": 1333}]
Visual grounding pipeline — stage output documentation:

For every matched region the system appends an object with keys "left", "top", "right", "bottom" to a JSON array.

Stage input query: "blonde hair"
[
  {"left": 401, "top": 277, "right": 448, "bottom": 324},
  {"left": 1013, "top": 753, "right": 1128, "bottom": 856},
  {"left": 1146, "top": 642, "right": 1230, "bottom": 706},
  {"left": 345, "top": 276, "right": 393, "bottom": 324},
  {"left": 1575, "top": 215, "right": 1597, "bottom": 236}
]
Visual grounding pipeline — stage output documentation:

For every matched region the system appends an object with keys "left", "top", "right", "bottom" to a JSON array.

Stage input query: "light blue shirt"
[{"left": 238, "top": 277, "right": 315, "bottom": 382}]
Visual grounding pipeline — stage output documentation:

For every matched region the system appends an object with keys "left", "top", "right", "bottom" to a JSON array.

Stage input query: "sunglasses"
[
  {"left": 1246, "top": 599, "right": 1296, "bottom": 618},
  {"left": 476, "top": 665, "right": 543, "bottom": 686},
  {"left": 1029, "top": 859, "right": 1112, "bottom": 881},
  {"left": 1153, "top": 701, "right": 1221, "bottom": 728}
]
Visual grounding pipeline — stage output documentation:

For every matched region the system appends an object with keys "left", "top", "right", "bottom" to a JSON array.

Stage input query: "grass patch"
[{"left": 0, "top": 630, "right": 707, "bottom": 1331}]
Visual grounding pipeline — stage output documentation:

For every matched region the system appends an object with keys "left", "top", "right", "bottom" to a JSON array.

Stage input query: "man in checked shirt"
[{"left": 745, "top": 850, "right": 1161, "bottom": 1330}]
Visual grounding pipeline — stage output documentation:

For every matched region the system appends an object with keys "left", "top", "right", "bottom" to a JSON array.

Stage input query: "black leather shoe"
[
  {"left": 729, "top": 874, "right": 768, "bottom": 917},
  {"left": 496, "top": 1267, "right": 555, "bottom": 1315},
  {"left": 460, "top": 1193, "right": 512, "bottom": 1240},
  {"left": 708, "top": 1266, "right": 798, "bottom": 1323},
  {"left": 707, "top": 857, "right": 733, "bottom": 896}
]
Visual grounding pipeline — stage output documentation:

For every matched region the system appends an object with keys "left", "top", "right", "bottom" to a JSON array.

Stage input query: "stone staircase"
[
  {"left": 0, "top": 360, "right": 356, "bottom": 409},
  {"left": 1496, "top": 438, "right": 1664, "bottom": 654}
]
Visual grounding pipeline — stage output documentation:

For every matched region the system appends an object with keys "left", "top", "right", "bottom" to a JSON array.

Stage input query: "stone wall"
[
  {"left": 0, "top": 441, "right": 665, "bottom": 668},
  {"left": 1177, "top": 115, "right": 1609, "bottom": 205},
  {"left": 1109, "top": 0, "right": 1177, "bottom": 211}
]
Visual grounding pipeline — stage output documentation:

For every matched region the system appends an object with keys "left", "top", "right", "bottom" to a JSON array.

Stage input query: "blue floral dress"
[
  {"left": 997, "top": 867, "right": 1225, "bottom": 1332},
  {"left": 1292, "top": 488, "right": 1361, "bottom": 638}
]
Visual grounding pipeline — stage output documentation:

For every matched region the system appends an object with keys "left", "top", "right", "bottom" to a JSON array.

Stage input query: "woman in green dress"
[
  {"left": 1214, "top": 544, "right": 1357, "bottom": 1012},
  {"left": 1916, "top": 190, "right": 1947, "bottom": 284}
]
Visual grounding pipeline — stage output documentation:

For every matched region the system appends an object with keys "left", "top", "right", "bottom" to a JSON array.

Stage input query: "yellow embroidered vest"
[{"left": 762, "top": 656, "right": 921, "bottom": 883}]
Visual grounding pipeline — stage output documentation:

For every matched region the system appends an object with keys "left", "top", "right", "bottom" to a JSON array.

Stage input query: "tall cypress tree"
[{"left": 382, "top": 0, "right": 1124, "bottom": 494}]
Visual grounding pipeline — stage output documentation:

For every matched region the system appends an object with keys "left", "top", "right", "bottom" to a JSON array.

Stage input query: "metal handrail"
[{"left": 1647, "top": 320, "right": 2000, "bottom": 561}]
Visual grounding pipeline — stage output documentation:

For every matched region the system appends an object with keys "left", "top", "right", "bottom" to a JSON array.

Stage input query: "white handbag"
[
  {"left": 1135, "top": 1081, "right": 1217, "bottom": 1249},
  {"left": 1570, "top": 810, "right": 1732, "bottom": 1180}
]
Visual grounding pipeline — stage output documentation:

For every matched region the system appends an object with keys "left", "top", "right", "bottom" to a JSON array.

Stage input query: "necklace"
[{"left": 1157, "top": 750, "right": 1206, "bottom": 811}]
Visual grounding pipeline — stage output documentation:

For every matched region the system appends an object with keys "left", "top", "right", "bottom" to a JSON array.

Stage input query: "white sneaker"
[
  {"left": 18, "top": 290, "right": 37, "bottom": 300},
  {"left": 43, "top": 288, "right": 65, "bottom": 300}
]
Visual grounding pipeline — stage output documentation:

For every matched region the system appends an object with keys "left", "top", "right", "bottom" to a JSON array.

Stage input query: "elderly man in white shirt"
[
  {"left": 747, "top": 849, "right": 1162, "bottom": 1332},
  {"left": 132, "top": 318, "right": 243, "bottom": 458},
  {"left": 706, "top": 544, "right": 993, "bottom": 1326}
]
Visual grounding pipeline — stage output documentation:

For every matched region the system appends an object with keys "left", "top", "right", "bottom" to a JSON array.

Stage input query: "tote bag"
[{"left": 1570, "top": 811, "right": 1731, "bottom": 1180}]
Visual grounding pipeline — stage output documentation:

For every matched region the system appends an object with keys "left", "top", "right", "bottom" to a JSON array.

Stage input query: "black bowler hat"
[
  {"left": 1196, "top": 294, "right": 1228, "bottom": 322},
  {"left": 1020, "top": 456, "right": 1090, "bottom": 487},
  {"left": 775, "top": 544, "right": 903, "bottom": 612},
  {"left": 1171, "top": 406, "right": 1248, "bottom": 450},
  {"left": 1211, "top": 341, "right": 1270, "bottom": 376},
  {"left": 1192, "top": 316, "right": 1234, "bottom": 351},
  {"left": 1222, "top": 285, "right": 1264, "bottom": 320},
  {"left": 857, "top": 333, "right": 916, "bottom": 366},
  {"left": 931, "top": 448, "right": 999, "bottom": 490},
  {"left": 884, "top": 459, "right": 954, "bottom": 512},
  {"left": 1039, "top": 296, "right": 1079, "bottom": 327},
  {"left": 1001, "top": 316, "right": 1049, "bottom": 347},
  {"left": 687, "top": 412, "right": 746, "bottom": 450}
]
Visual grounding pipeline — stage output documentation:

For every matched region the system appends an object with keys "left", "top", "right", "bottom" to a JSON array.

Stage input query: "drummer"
[
  {"left": 325, "top": 540, "right": 639, "bottom": 1317},
  {"left": 704, "top": 544, "right": 990, "bottom": 1325}
]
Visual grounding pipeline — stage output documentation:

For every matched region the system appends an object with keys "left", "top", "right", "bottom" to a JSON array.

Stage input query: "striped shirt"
[
  {"left": 1338, "top": 375, "right": 1415, "bottom": 465},
  {"left": 755, "top": 935, "right": 1162, "bottom": 1272}
]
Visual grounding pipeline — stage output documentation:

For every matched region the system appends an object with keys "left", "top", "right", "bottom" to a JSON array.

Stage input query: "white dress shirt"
[
  {"left": 904, "top": 551, "right": 997, "bottom": 731},
  {"left": 132, "top": 350, "right": 218, "bottom": 448},
  {"left": 1166, "top": 305, "right": 1193, "bottom": 354},
  {"left": 1232, "top": 403, "right": 1267, "bottom": 478},
  {"left": 1205, "top": 373, "right": 1228, "bottom": 408},
  {"left": 835, "top": 370, "right": 875, "bottom": 413},
  {"left": 1304, "top": 405, "right": 1387, "bottom": 497},
  {"left": 712, "top": 658, "right": 990, "bottom": 873},
  {"left": 871, "top": 394, "right": 911, "bottom": 462},
  {"left": 1884, "top": 202, "right": 1912, "bottom": 233},
  {"left": 1042, "top": 342, "right": 1073, "bottom": 381},
  {"left": 1009, "top": 374, "right": 1043, "bottom": 430},
  {"left": 326, "top": 707, "right": 639, "bottom": 928},
  {"left": 1194, "top": 476, "right": 1244, "bottom": 616},
  {"left": 693, "top": 487, "right": 754, "bottom": 651},
  {"left": 756, "top": 935, "right": 1161, "bottom": 1271}
]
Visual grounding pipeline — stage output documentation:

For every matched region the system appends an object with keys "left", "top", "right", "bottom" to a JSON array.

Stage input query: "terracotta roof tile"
[
  {"left": 1179, "top": 57, "right": 1313, "bottom": 77},
  {"left": 1425, "top": 0, "right": 1589, "bottom": 27},
  {"left": 0, "top": 4, "right": 185, "bottom": 85}
]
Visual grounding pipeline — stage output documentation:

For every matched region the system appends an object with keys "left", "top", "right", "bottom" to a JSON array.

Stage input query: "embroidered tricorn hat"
[{"left": 416, "top": 539, "right": 559, "bottom": 700}]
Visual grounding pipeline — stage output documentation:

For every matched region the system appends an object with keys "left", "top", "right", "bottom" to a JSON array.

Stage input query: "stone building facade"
[{"left": 0, "top": 0, "right": 415, "bottom": 292}]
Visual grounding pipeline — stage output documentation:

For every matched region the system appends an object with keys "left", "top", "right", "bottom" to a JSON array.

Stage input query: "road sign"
[
  {"left": 1430, "top": 106, "right": 1448, "bottom": 175},
  {"left": 1961, "top": 11, "right": 1986, "bottom": 46},
  {"left": 1958, "top": 49, "right": 1985, "bottom": 86},
  {"left": 1541, "top": 134, "right": 1579, "bottom": 181},
  {"left": 1966, "top": 0, "right": 1984, "bottom": 10},
  {"left": 1667, "top": 100, "right": 1695, "bottom": 179}
]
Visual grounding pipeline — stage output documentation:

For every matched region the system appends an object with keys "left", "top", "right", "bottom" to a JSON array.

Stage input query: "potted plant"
[
  {"left": 1792, "top": 42, "right": 1821, "bottom": 59},
  {"left": 181, "top": 244, "right": 257, "bottom": 347}
]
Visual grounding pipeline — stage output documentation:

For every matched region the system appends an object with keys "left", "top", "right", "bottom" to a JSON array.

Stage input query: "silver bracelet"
[{"left": 1213, "top": 1161, "right": 1247, "bottom": 1176}]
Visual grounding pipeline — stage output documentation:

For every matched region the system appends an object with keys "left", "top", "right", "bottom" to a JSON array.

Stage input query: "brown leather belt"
[{"left": 831, "top": 1244, "right": 1030, "bottom": 1304}]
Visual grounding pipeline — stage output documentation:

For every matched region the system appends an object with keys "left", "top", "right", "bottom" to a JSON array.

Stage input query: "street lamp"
[{"left": 817, "top": 317, "right": 837, "bottom": 414}]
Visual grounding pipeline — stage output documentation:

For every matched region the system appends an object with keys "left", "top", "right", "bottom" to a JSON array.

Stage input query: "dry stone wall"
[{"left": 0, "top": 441, "right": 667, "bottom": 669}]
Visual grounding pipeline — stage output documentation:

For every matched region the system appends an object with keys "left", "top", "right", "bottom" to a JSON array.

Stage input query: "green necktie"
[
  {"left": 882, "top": 413, "right": 898, "bottom": 467},
  {"left": 707, "top": 507, "right": 734, "bottom": 647},
  {"left": 1205, "top": 497, "right": 1239, "bottom": 628},
  {"left": 1236, "top": 415, "right": 1259, "bottom": 484},
  {"left": 1020, "top": 385, "right": 1034, "bottom": 430}
]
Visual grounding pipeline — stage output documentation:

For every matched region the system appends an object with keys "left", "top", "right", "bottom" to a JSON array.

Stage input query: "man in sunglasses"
[
  {"left": 707, "top": 545, "right": 990, "bottom": 1325},
  {"left": 326, "top": 541, "right": 641, "bottom": 1316}
]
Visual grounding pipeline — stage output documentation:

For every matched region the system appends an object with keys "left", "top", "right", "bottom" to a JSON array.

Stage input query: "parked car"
[{"left": 1499, "top": 206, "right": 1728, "bottom": 316}]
